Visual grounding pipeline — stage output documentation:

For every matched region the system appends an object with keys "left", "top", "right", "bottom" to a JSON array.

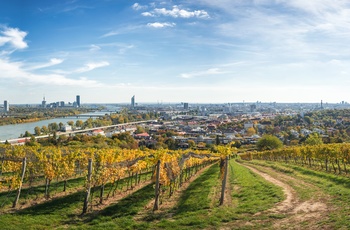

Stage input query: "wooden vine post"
[
  {"left": 82, "top": 158, "right": 93, "bottom": 214},
  {"left": 219, "top": 156, "right": 229, "bottom": 206},
  {"left": 153, "top": 160, "right": 161, "bottom": 211},
  {"left": 13, "top": 157, "right": 27, "bottom": 208},
  {"left": 0, "top": 148, "right": 5, "bottom": 176}
]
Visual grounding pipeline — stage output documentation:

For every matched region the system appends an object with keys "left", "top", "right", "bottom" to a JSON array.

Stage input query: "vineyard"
[
  {"left": 240, "top": 143, "right": 350, "bottom": 174},
  {"left": 1, "top": 144, "right": 350, "bottom": 229}
]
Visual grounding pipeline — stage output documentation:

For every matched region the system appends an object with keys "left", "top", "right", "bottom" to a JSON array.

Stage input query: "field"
[{"left": 1, "top": 158, "right": 350, "bottom": 229}]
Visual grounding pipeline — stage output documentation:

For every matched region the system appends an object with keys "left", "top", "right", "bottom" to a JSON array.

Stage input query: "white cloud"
[
  {"left": 101, "top": 25, "right": 143, "bottom": 38},
  {"left": 0, "top": 26, "right": 28, "bottom": 49},
  {"left": 27, "top": 58, "right": 64, "bottom": 70},
  {"left": 141, "top": 12, "right": 154, "bottom": 17},
  {"left": 147, "top": 22, "right": 176, "bottom": 28},
  {"left": 89, "top": 44, "right": 101, "bottom": 52},
  {"left": 180, "top": 68, "right": 227, "bottom": 78},
  {"left": 132, "top": 3, "right": 147, "bottom": 11},
  {"left": 75, "top": 61, "right": 110, "bottom": 73},
  {"left": 143, "top": 5, "right": 210, "bottom": 18},
  {"left": 0, "top": 58, "right": 103, "bottom": 87}
]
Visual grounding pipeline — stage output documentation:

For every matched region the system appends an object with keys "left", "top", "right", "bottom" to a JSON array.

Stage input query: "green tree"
[
  {"left": 23, "top": 131, "right": 32, "bottom": 137},
  {"left": 304, "top": 133, "right": 323, "bottom": 146},
  {"left": 76, "top": 120, "right": 83, "bottom": 128},
  {"left": 25, "top": 136, "right": 38, "bottom": 147},
  {"left": 165, "top": 138, "right": 176, "bottom": 150},
  {"left": 41, "top": 125, "right": 49, "bottom": 134},
  {"left": 256, "top": 134, "right": 283, "bottom": 151},
  {"left": 34, "top": 126, "right": 41, "bottom": 136},
  {"left": 135, "top": 126, "right": 145, "bottom": 134},
  {"left": 58, "top": 122, "right": 64, "bottom": 131},
  {"left": 48, "top": 123, "right": 58, "bottom": 132}
]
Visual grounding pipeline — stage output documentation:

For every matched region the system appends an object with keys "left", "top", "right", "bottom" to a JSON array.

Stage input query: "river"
[{"left": 0, "top": 111, "right": 115, "bottom": 141}]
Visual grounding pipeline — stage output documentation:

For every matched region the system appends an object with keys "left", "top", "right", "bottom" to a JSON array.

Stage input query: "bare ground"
[{"left": 241, "top": 163, "right": 332, "bottom": 230}]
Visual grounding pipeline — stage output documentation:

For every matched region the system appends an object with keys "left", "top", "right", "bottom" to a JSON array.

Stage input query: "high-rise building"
[
  {"left": 42, "top": 96, "right": 46, "bottom": 108},
  {"left": 131, "top": 95, "right": 135, "bottom": 108},
  {"left": 4, "top": 100, "right": 9, "bottom": 112},
  {"left": 184, "top": 102, "right": 189, "bottom": 110},
  {"left": 76, "top": 95, "right": 81, "bottom": 107}
]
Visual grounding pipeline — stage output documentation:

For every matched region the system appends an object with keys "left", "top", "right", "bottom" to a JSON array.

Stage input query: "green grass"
[
  {"left": 241, "top": 160, "right": 315, "bottom": 201},
  {"left": 72, "top": 183, "right": 155, "bottom": 230},
  {"left": 229, "top": 161, "right": 284, "bottom": 215},
  {"left": 0, "top": 176, "right": 86, "bottom": 209},
  {"left": 0, "top": 172, "right": 153, "bottom": 229},
  {"left": 245, "top": 160, "right": 350, "bottom": 229},
  {"left": 152, "top": 161, "right": 284, "bottom": 230}
]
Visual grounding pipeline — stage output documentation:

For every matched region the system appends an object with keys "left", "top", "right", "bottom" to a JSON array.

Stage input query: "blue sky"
[{"left": 1, "top": 0, "right": 350, "bottom": 104}]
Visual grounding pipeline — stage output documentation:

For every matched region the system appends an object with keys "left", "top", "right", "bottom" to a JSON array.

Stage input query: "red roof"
[
  {"left": 93, "top": 129, "right": 104, "bottom": 133},
  {"left": 135, "top": 132, "right": 150, "bottom": 137}
]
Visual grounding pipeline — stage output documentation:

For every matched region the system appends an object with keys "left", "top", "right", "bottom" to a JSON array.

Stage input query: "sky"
[{"left": 1, "top": 0, "right": 350, "bottom": 104}]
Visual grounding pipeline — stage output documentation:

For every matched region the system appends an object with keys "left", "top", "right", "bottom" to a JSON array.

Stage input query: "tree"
[
  {"left": 304, "top": 133, "right": 323, "bottom": 146},
  {"left": 256, "top": 134, "right": 283, "bottom": 151},
  {"left": 164, "top": 138, "right": 176, "bottom": 150},
  {"left": 34, "top": 126, "right": 41, "bottom": 136},
  {"left": 41, "top": 125, "right": 49, "bottom": 134},
  {"left": 48, "top": 123, "right": 58, "bottom": 133},
  {"left": 135, "top": 126, "right": 145, "bottom": 134},
  {"left": 246, "top": 127, "right": 256, "bottom": 136},
  {"left": 59, "top": 122, "right": 64, "bottom": 131},
  {"left": 26, "top": 136, "right": 38, "bottom": 147},
  {"left": 76, "top": 120, "right": 83, "bottom": 128},
  {"left": 67, "top": 121, "right": 74, "bottom": 126},
  {"left": 188, "top": 140, "right": 196, "bottom": 149},
  {"left": 23, "top": 131, "right": 32, "bottom": 137}
]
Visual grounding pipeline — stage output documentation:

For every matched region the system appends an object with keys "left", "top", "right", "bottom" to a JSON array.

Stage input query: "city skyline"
[{"left": 1, "top": 1, "right": 350, "bottom": 104}]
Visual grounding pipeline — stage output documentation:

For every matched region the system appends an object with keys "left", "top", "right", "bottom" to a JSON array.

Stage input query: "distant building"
[
  {"left": 61, "top": 125, "right": 72, "bottom": 132},
  {"left": 76, "top": 95, "right": 81, "bottom": 107},
  {"left": 131, "top": 95, "right": 135, "bottom": 109},
  {"left": 60, "top": 101, "right": 65, "bottom": 107},
  {"left": 250, "top": 104, "right": 256, "bottom": 112},
  {"left": 42, "top": 96, "right": 46, "bottom": 108},
  {"left": 4, "top": 100, "right": 9, "bottom": 112},
  {"left": 184, "top": 102, "right": 189, "bottom": 110}
]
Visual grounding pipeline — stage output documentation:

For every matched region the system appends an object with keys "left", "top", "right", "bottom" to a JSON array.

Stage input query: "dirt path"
[{"left": 241, "top": 163, "right": 331, "bottom": 229}]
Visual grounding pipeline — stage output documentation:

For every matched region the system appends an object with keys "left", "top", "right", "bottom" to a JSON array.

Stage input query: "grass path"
[{"left": 239, "top": 161, "right": 331, "bottom": 229}]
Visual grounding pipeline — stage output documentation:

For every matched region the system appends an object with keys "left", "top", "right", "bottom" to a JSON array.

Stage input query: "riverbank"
[{"left": 0, "top": 107, "right": 94, "bottom": 126}]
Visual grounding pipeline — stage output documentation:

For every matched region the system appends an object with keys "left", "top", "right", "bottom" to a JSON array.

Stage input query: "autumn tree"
[
  {"left": 246, "top": 127, "right": 256, "bottom": 136},
  {"left": 76, "top": 120, "right": 84, "bottom": 128}
]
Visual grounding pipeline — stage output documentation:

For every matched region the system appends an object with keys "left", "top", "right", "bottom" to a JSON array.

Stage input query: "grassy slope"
[{"left": 0, "top": 173, "right": 151, "bottom": 230}]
